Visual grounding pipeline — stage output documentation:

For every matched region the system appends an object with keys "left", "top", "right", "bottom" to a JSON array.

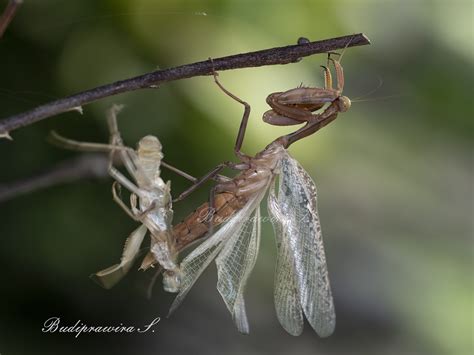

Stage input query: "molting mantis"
[
  {"left": 52, "top": 43, "right": 355, "bottom": 337},
  {"left": 51, "top": 106, "right": 182, "bottom": 291},
  {"left": 160, "top": 51, "right": 352, "bottom": 336}
]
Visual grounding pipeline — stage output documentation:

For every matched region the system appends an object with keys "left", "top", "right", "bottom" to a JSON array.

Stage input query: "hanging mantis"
[
  {"left": 51, "top": 43, "right": 353, "bottom": 336},
  {"left": 152, "top": 50, "right": 352, "bottom": 336}
]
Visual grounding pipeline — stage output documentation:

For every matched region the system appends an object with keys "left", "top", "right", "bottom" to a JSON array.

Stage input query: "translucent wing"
[
  {"left": 269, "top": 151, "right": 335, "bottom": 337},
  {"left": 91, "top": 224, "right": 148, "bottom": 289},
  {"left": 267, "top": 187, "right": 304, "bottom": 335},
  {"left": 168, "top": 191, "right": 264, "bottom": 316},
  {"left": 216, "top": 206, "right": 261, "bottom": 334}
]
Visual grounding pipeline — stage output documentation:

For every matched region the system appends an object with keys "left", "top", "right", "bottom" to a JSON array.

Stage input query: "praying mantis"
[
  {"left": 52, "top": 42, "right": 354, "bottom": 336},
  {"left": 156, "top": 51, "right": 352, "bottom": 336}
]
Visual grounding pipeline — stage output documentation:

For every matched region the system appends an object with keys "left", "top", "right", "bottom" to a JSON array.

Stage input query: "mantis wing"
[
  {"left": 168, "top": 191, "right": 264, "bottom": 317},
  {"left": 269, "top": 151, "right": 335, "bottom": 337},
  {"left": 215, "top": 205, "right": 261, "bottom": 334},
  {"left": 267, "top": 188, "right": 304, "bottom": 335}
]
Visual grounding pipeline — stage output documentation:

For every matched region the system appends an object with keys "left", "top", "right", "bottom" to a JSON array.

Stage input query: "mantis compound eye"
[{"left": 338, "top": 96, "right": 351, "bottom": 112}]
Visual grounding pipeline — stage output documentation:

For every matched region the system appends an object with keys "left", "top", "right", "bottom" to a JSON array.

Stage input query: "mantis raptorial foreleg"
[
  {"left": 262, "top": 44, "right": 354, "bottom": 130},
  {"left": 91, "top": 224, "right": 148, "bottom": 289}
]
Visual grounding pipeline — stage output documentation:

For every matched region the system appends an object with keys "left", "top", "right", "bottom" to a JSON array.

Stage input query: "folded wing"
[
  {"left": 216, "top": 206, "right": 261, "bottom": 334},
  {"left": 168, "top": 191, "right": 265, "bottom": 322},
  {"left": 269, "top": 151, "right": 335, "bottom": 337},
  {"left": 268, "top": 188, "right": 304, "bottom": 335}
]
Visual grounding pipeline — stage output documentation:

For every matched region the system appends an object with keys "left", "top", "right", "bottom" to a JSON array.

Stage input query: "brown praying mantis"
[
  {"left": 156, "top": 50, "right": 352, "bottom": 336},
  {"left": 160, "top": 51, "right": 351, "bottom": 255}
]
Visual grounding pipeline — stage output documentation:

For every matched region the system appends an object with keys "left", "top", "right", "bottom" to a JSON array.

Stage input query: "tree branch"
[
  {"left": 0, "top": 0, "right": 22, "bottom": 39},
  {"left": 0, "top": 33, "right": 370, "bottom": 138},
  {"left": 0, "top": 154, "right": 109, "bottom": 203}
]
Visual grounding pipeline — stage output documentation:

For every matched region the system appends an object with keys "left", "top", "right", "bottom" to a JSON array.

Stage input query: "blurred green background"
[{"left": 0, "top": 0, "right": 472, "bottom": 354}]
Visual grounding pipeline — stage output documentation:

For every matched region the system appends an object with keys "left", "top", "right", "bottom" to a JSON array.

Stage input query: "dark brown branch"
[
  {"left": 0, "top": 154, "right": 109, "bottom": 203},
  {"left": 0, "top": 0, "right": 22, "bottom": 39},
  {"left": 0, "top": 33, "right": 370, "bottom": 138}
]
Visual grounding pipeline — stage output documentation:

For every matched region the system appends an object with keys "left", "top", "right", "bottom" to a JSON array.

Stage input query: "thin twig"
[
  {"left": 0, "top": 153, "right": 109, "bottom": 203},
  {"left": 0, "top": 33, "right": 370, "bottom": 138},
  {"left": 0, "top": 147, "right": 205, "bottom": 203},
  {"left": 0, "top": 0, "right": 22, "bottom": 39}
]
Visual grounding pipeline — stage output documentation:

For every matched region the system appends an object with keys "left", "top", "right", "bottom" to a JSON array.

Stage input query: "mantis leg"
[
  {"left": 320, "top": 65, "right": 333, "bottom": 90},
  {"left": 173, "top": 161, "right": 245, "bottom": 203},
  {"left": 50, "top": 114, "right": 203, "bottom": 184},
  {"left": 91, "top": 223, "right": 148, "bottom": 289},
  {"left": 161, "top": 161, "right": 197, "bottom": 183},
  {"left": 210, "top": 61, "right": 251, "bottom": 160},
  {"left": 106, "top": 106, "right": 140, "bottom": 182},
  {"left": 48, "top": 131, "right": 132, "bottom": 154},
  {"left": 163, "top": 161, "right": 230, "bottom": 184},
  {"left": 329, "top": 57, "right": 344, "bottom": 92},
  {"left": 130, "top": 193, "right": 156, "bottom": 219},
  {"left": 105, "top": 110, "right": 144, "bottom": 200},
  {"left": 327, "top": 34, "right": 354, "bottom": 92},
  {"left": 111, "top": 182, "right": 140, "bottom": 221},
  {"left": 108, "top": 163, "right": 144, "bottom": 203},
  {"left": 107, "top": 107, "right": 216, "bottom": 186},
  {"left": 146, "top": 266, "right": 164, "bottom": 299},
  {"left": 113, "top": 183, "right": 158, "bottom": 223}
]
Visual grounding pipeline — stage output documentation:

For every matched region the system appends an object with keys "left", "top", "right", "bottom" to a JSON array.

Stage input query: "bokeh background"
[{"left": 0, "top": 1, "right": 472, "bottom": 354}]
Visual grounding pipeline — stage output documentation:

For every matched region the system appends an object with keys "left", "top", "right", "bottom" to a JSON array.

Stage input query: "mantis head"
[{"left": 337, "top": 96, "right": 351, "bottom": 112}]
